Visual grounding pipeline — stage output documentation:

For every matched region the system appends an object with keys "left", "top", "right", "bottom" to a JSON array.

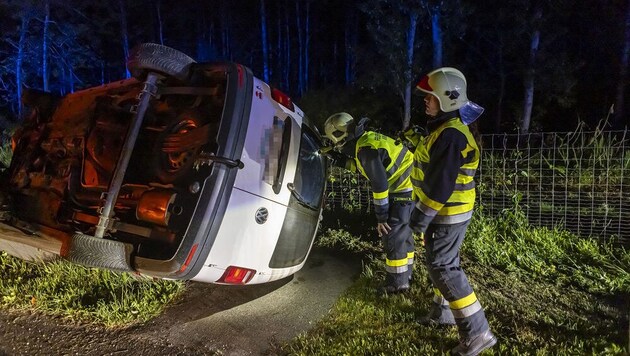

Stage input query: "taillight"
[
  {"left": 218, "top": 266, "right": 256, "bottom": 284},
  {"left": 271, "top": 88, "right": 295, "bottom": 111}
]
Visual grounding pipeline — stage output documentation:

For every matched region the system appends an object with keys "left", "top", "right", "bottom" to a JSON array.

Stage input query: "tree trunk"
[
  {"left": 521, "top": 5, "right": 542, "bottom": 134},
  {"left": 430, "top": 5, "right": 443, "bottom": 68},
  {"left": 42, "top": 0, "right": 50, "bottom": 92},
  {"left": 403, "top": 12, "right": 419, "bottom": 130},
  {"left": 304, "top": 0, "right": 310, "bottom": 90},
  {"left": 221, "top": 2, "right": 231, "bottom": 60},
  {"left": 118, "top": 0, "right": 130, "bottom": 78},
  {"left": 101, "top": 61, "right": 105, "bottom": 85},
  {"left": 276, "top": 1, "right": 282, "bottom": 85},
  {"left": 16, "top": 15, "right": 30, "bottom": 119},
  {"left": 156, "top": 0, "right": 164, "bottom": 45},
  {"left": 344, "top": 12, "right": 357, "bottom": 86},
  {"left": 614, "top": 0, "right": 630, "bottom": 128},
  {"left": 69, "top": 65, "right": 75, "bottom": 93},
  {"left": 496, "top": 58, "right": 506, "bottom": 133},
  {"left": 283, "top": 0, "right": 290, "bottom": 91},
  {"left": 260, "top": 0, "right": 270, "bottom": 83},
  {"left": 295, "top": 0, "right": 304, "bottom": 96}
]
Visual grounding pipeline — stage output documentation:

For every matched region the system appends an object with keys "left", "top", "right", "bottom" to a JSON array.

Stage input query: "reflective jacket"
[
  {"left": 342, "top": 131, "right": 413, "bottom": 222},
  {"left": 410, "top": 116, "right": 479, "bottom": 230}
]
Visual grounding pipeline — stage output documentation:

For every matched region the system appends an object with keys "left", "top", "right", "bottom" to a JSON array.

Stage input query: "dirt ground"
[
  {"left": 0, "top": 284, "right": 252, "bottom": 356},
  {"left": 0, "top": 247, "right": 361, "bottom": 356}
]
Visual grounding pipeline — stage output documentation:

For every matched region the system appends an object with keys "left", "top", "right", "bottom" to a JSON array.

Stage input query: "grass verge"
[
  {"left": 0, "top": 252, "right": 185, "bottom": 327},
  {"left": 285, "top": 207, "right": 629, "bottom": 355}
]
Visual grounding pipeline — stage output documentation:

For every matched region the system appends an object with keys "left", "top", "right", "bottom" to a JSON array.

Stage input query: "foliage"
[
  {"left": 299, "top": 86, "right": 407, "bottom": 135},
  {"left": 0, "top": 253, "right": 185, "bottom": 327},
  {"left": 296, "top": 202, "right": 629, "bottom": 354},
  {"left": 478, "top": 121, "right": 630, "bottom": 241}
]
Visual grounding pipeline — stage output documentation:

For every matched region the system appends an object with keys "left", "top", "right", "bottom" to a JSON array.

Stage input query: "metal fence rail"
[{"left": 325, "top": 128, "right": 630, "bottom": 243}]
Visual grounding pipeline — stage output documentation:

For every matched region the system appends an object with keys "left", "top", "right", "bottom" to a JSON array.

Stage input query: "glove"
[{"left": 325, "top": 150, "right": 347, "bottom": 168}]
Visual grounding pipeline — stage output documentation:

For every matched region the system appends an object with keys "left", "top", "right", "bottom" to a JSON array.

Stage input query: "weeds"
[
  {"left": 289, "top": 203, "right": 629, "bottom": 355},
  {"left": 0, "top": 252, "right": 185, "bottom": 327}
]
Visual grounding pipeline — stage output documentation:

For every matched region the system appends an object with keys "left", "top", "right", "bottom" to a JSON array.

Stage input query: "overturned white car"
[{"left": 0, "top": 44, "right": 327, "bottom": 285}]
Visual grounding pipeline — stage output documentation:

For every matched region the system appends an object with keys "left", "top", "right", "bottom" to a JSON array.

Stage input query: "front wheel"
[{"left": 127, "top": 43, "right": 196, "bottom": 82}]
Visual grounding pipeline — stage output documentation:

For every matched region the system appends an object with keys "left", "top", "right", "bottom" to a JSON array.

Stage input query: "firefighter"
[
  {"left": 408, "top": 67, "right": 496, "bottom": 355},
  {"left": 323, "top": 113, "right": 415, "bottom": 294}
]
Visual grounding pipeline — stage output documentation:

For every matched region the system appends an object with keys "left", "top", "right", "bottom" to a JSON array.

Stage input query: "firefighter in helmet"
[
  {"left": 408, "top": 67, "right": 496, "bottom": 355},
  {"left": 324, "top": 113, "right": 415, "bottom": 294}
]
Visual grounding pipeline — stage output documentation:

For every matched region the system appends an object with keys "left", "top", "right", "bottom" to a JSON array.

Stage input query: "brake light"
[
  {"left": 218, "top": 266, "right": 256, "bottom": 284},
  {"left": 271, "top": 88, "right": 295, "bottom": 111}
]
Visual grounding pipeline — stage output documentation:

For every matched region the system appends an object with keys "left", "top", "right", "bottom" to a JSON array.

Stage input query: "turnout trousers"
[
  {"left": 425, "top": 220, "right": 490, "bottom": 338},
  {"left": 382, "top": 193, "right": 415, "bottom": 288}
]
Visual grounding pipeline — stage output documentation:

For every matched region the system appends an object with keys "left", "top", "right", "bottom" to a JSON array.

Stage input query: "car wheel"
[
  {"left": 153, "top": 111, "right": 204, "bottom": 183},
  {"left": 127, "top": 43, "right": 196, "bottom": 82}
]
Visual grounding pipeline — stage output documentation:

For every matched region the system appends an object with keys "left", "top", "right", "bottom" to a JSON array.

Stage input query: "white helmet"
[
  {"left": 324, "top": 112, "right": 355, "bottom": 147},
  {"left": 416, "top": 67, "right": 468, "bottom": 113}
]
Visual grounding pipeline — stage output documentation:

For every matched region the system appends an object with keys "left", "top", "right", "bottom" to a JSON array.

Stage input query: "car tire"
[
  {"left": 153, "top": 111, "right": 204, "bottom": 183},
  {"left": 127, "top": 43, "right": 196, "bottom": 82}
]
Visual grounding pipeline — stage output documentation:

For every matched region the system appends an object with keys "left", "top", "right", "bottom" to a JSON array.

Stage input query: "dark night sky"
[{"left": 0, "top": 0, "right": 628, "bottom": 134}]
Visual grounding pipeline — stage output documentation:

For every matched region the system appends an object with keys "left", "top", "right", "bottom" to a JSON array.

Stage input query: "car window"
[{"left": 292, "top": 127, "right": 326, "bottom": 209}]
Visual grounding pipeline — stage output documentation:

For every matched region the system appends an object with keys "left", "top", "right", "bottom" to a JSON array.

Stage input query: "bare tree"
[
  {"left": 118, "top": 0, "right": 130, "bottom": 78},
  {"left": 520, "top": 2, "right": 542, "bottom": 133},
  {"left": 260, "top": 0, "right": 270, "bottom": 83}
]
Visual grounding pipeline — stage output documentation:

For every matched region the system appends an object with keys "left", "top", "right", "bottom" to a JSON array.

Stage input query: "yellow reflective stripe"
[
  {"left": 417, "top": 190, "right": 444, "bottom": 211},
  {"left": 386, "top": 257, "right": 408, "bottom": 267},
  {"left": 373, "top": 190, "right": 388, "bottom": 200},
  {"left": 437, "top": 202, "right": 475, "bottom": 215},
  {"left": 433, "top": 288, "right": 443, "bottom": 297},
  {"left": 448, "top": 190, "right": 476, "bottom": 203},
  {"left": 450, "top": 292, "right": 477, "bottom": 310},
  {"left": 407, "top": 252, "right": 414, "bottom": 259}
]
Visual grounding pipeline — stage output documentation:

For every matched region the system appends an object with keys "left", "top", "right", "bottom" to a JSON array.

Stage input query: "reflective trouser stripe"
[
  {"left": 407, "top": 252, "right": 414, "bottom": 264},
  {"left": 385, "top": 258, "right": 408, "bottom": 274},
  {"left": 432, "top": 210, "right": 474, "bottom": 224},
  {"left": 450, "top": 292, "right": 483, "bottom": 319},
  {"left": 373, "top": 196, "right": 389, "bottom": 206},
  {"left": 433, "top": 288, "right": 450, "bottom": 306}
]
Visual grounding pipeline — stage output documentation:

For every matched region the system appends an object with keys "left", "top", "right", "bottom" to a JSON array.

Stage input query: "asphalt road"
[{"left": 0, "top": 247, "right": 361, "bottom": 355}]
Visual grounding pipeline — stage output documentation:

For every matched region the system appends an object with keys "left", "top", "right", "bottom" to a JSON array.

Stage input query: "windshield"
[{"left": 292, "top": 127, "right": 326, "bottom": 209}]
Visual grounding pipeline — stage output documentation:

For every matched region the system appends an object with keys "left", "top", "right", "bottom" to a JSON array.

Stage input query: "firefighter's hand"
[
  {"left": 321, "top": 149, "right": 345, "bottom": 167},
  {"left": 377, "top": 222, "right": 391, "bottom": 237}
]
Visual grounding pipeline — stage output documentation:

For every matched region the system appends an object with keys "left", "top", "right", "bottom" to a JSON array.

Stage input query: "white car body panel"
[{"left": 192, "top": 78, "right": 310, "bottom": 284}]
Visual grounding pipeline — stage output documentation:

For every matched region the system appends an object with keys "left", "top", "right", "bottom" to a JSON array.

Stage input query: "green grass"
[
  {"left": 285, "top": 206, "right": 629, "bottom": 355},
  {"left": 0, "top": 252, "right": 185, "bottom": 327}
]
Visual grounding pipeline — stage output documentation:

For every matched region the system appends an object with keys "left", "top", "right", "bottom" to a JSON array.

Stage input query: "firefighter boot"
[
  {"left": 378, "top": 272, "right": 410, "bottom": 296},
  {"left": 450, "top": 329, "right": 497, "bottom": 356},
  {"left": 418, "top": 302, "right": 456, "bottom": 326}
]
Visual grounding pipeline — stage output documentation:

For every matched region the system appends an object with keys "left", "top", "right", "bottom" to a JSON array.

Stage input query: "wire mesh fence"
[
  {"left": 479, "top": 128, "right": 630, "bottom": 244},
  {"left": 325, "top": 127, "right": 630, "bottom": 244}
]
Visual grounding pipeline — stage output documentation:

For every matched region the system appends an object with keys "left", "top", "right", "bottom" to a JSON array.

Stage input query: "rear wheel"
[
  {"left": 153, "top": 112, "right": 204, "bottom": 183},
  {"left": 127, "top": 43, "right": 196, "bottom": 82}
]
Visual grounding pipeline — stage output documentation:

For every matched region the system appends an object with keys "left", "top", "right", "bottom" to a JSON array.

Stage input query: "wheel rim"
[{"left": 163, "top": 119, "right": 198, "bottom": 173}]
